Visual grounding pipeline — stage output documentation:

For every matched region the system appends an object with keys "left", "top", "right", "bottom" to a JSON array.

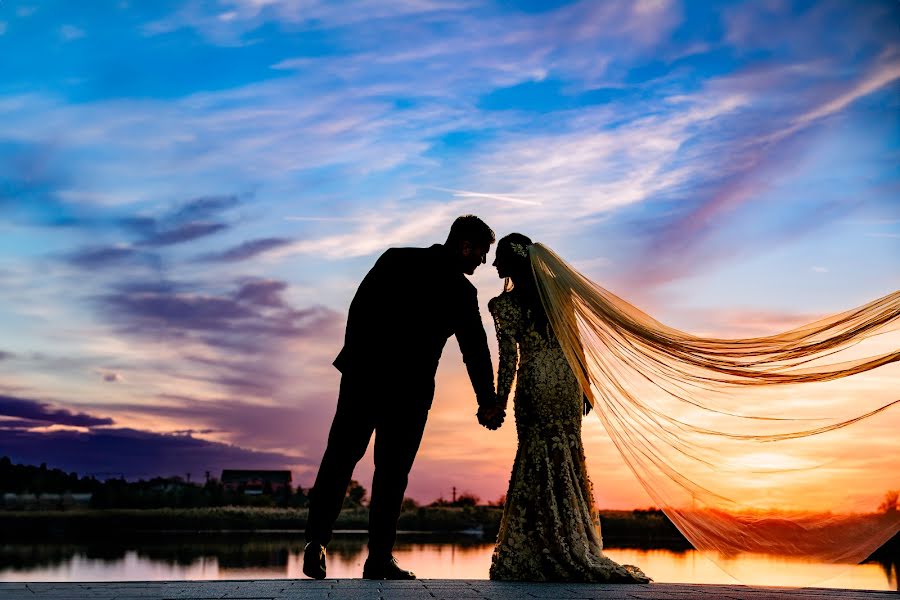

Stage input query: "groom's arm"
[{"left": 455, "top": 286, "right": 496, "bottom": 408}]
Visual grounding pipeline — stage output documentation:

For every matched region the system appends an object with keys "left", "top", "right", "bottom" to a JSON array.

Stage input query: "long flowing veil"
[{"left": 529, "top": 243, "right": 900, "bottom": 583}]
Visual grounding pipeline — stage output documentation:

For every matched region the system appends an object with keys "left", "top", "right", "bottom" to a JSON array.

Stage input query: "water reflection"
[{"left": 0, "top": 533, "right": 894, "bottom": 591}]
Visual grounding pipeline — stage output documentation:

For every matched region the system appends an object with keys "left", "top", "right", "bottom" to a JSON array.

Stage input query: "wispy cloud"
[
  {"left": 431, "top": 187, "right": 542, "bottom": 206},
  {"left": 100, "top": 278, "right": 336, "bottom": 349},
  {"left": 123, "top": 195, "right": 241, "bottom": 247},
  {"left": 198, "top": 237, "right": 293, "bottom": 263},
  {"left": 776, "top": 59, "right": 900, "bottom": 142},
  {"left": 66, "top": 245, "right": 142, "bottom": 269}
]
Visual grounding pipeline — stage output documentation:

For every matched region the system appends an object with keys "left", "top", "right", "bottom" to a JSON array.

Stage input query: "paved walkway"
[{"left": 0, "top": 580, "right": 894, "bottom": 600}]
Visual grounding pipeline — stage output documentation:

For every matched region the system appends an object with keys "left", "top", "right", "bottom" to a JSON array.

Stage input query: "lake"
[{"left": 0, "top": 533, "right": 895, "bottom": 591}]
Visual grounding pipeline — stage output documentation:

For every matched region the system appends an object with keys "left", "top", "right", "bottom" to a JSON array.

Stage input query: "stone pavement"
[{"left": 0, "top": 580, "right": 895, "bottom": 600}]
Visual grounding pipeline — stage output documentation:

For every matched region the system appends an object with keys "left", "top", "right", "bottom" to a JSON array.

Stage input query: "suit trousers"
[{"left": 305, "top": 373, "right": 430, "bottom": 559}]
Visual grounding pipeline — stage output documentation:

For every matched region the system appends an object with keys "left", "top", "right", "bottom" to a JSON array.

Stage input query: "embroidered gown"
[{"left": 487, "top": 290, "right": 649, "bottom": 583}]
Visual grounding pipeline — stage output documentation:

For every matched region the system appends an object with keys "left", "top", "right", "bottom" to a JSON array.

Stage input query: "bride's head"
[{"left": 493, "top": 233, "right": 533, "bottom": 290}]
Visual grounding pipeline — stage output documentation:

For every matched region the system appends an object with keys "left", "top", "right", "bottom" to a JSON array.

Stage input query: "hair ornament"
[{"left": 509, "top": 242, "right": 530, "bottom": 258}]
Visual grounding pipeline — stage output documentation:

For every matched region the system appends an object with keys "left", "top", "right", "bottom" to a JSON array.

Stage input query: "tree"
[
  {"left": 453, "top": 492, "right": 479, "bottom": 507},
  {"left": 879, "top": 490, "right": 899, "bottom": 514},
  {"left": 290, "top": 485, "right": 310, "bottom": 508},
  {"left": 401, "top": 496, "right": 419, "bottom": 511},
  {"left": 344, "top": 479, "right": 368, "bottom": 507}
]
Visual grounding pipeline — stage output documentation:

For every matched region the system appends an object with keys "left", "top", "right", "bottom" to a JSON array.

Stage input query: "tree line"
[{"left": 0, "top": 457, "right": 494, "bottom": 510}]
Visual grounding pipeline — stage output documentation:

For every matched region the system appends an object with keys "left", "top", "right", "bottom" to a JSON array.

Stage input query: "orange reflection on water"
[
  {"left": 0, "top": 537, "right": 894, "bottom": 591},
  {"left": 320, "top": 540, "right": 497, "bottom": 579},
  {"left": 602, "top": 548, "right": 895, "bottom": 591},
  {"left": 315, "top": 540, "right": 895, "bottom": 591}
]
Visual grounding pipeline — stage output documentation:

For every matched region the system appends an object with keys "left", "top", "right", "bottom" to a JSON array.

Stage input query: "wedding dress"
[{"left": 488, "top": 289, "right": 650, "bottom": 582}]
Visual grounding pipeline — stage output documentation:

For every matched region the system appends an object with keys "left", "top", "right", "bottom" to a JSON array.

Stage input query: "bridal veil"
[{"left": 529, "top": 242, "right": 899, "bottom": 582}]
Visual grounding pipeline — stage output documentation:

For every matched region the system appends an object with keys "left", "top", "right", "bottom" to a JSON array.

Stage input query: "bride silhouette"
[{"left": 482, "top": 233, "right": 899, "bottom": 584}]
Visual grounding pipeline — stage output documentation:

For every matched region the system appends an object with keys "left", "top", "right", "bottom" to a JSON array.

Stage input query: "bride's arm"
[{"left": 489, "top": 296, "right": 518, "bottom": 410}]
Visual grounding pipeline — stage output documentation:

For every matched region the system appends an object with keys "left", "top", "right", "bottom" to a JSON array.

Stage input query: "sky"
[{"left": 0, "top": 0, "right": 897, "bottom": 509}]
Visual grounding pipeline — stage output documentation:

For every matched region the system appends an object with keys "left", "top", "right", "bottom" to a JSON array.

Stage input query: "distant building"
[{"left": 221, "top": 470, "right": 292, "bottom": 495}]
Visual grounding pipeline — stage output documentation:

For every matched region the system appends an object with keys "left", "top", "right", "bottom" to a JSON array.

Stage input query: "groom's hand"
[{"left": 477, "top": 404, "right": 505, "bottom": 430}]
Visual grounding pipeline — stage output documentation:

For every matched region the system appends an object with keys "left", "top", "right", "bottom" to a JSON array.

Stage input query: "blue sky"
[{"left": 0, "top": 0, "right": 897, "bottom": 506}]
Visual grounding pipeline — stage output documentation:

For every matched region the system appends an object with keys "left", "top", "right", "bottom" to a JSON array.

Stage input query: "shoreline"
[
  {"left": 1, "top": 506, "right": 895, "bottom": 562},
  {"left": 0, "top": 506, "right": 688, "bottom": 546}
]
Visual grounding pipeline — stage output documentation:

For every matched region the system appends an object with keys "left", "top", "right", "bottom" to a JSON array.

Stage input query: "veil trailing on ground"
[{"left": 529, "top": 243, "right": 900, "bottom": 583}]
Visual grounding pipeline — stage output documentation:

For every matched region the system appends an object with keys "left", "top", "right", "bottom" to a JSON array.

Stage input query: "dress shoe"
[
  {"left": 362, "top": 555, "right": 416, "bottom": 580},
  {"left": 302, "top": 542, "right": 327, "bottom": 579}
]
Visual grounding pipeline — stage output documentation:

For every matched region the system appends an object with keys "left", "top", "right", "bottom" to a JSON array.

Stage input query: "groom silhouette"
[{"left": 303, "top": 215, "right": 504, "bottom": 580}]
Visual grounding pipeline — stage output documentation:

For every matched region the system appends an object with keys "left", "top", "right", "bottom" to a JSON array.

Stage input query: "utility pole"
[
  {"left": 205, "top": 471, "right": 210, "bottom": 484},
  {"left": 186, "top": 472, "right": 191, "bottom": 483},
  {"left": 452, "top": 486, "right": 456, "bottom": 504}
]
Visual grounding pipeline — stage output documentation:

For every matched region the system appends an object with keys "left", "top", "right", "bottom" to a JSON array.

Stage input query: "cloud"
[
  {"left": 0, "top": 427, "right": 301, "bottom": 481},
  {"left": 138, "top": 222, "right": 228, "bottom": 246},
  {"left": 0, "top": 419, "right": 46, "bottom": 430},
  {"left": 265, "top": 200, "right": 482, "bottom": 260},
  {"left": 93, "top": 393, "right": 339, "bottom": 465},
  {"left": 93, "top": 273, "right": 342, "bottom": 399},
  {"left": 618, "top": 54, "right": 900, "bottom": 288},
  {"left": 66, "top": 245, "right": 141, "bottom": 268},
  {"left": 0, "top": 22, "right": 7, "bottom": 36},
  {"left": 0, "top": 394, "right": 114, "bottom": 428},
  {"left": 103, "top": 284, "right": 249, "bottom": 332},
  {"left": 100, "top": 277, "right": 334, "bottom": 342},
  {"left": 233, "top": 279, "right": 289, "bottom": 308},
  {"left": 168, "top": 195, "right": 242, "bottom": 223},
  {"left": 123, "top": 195, "right": 241, "bottom": 247},
  {"left": 199, "top": 237, "right": 293, "bottom": 263},
  {"left": 0, "top": 351, "right": 13, "bottom": 361},
  {"left": 144, "top": 0, "right": 480, "bottom": 44}
]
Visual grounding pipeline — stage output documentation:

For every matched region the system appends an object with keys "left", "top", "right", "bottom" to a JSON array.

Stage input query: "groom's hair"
[{"left": 446, "top": 215, "right": 495, "bottom": 247}]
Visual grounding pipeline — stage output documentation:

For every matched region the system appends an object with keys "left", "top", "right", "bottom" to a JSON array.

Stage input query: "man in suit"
[{"left": 303, "top": 215, "right": 505, "bottom": 580}]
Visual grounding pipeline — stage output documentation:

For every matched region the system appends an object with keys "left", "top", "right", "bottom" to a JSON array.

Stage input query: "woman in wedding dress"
[
  {"left": 487, "top": 233, "right": 649, "bottom": 582},
  {"left": 485, "top": 232, "right": 899, "bottom": 584}
]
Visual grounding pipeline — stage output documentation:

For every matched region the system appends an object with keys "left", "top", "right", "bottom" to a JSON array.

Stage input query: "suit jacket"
[{"left": 333, "top": 244, "right": 495, "bottom": 408}]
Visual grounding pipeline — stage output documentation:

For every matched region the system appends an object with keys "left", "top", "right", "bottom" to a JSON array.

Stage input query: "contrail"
[
  {"left": 283, "top": 216, "right": 377, "bottom": 222},
  {"left": 431, "top": 186, "right": 542, "bottom": 206}
]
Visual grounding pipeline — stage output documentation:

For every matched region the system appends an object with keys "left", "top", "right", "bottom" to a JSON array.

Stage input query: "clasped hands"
[
  {"left": 478, "top": 393, "right": 590, "bottom": 429},
  {"left": 477, "top": 395, "right": 505, "bottom": 430}
]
